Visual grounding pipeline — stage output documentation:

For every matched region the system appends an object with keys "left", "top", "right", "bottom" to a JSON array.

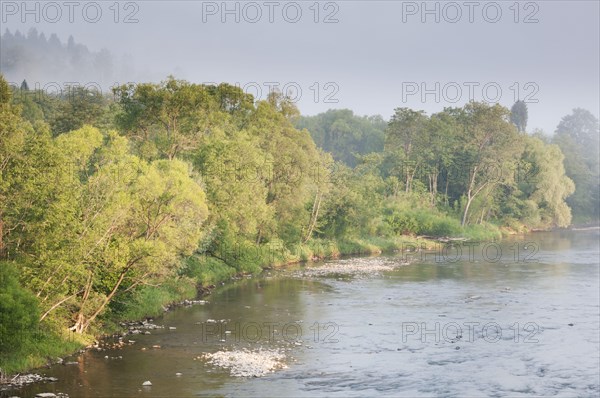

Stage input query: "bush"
[
  {"left": 181, "top": 255, "right": 237, "bottom": 286},
  {"left": 384, "top": 204, "right": 463, "bottom": 237},
  {"left": 385, "top": 212, "right": 419, "bottom": 235},
  {"left": 106, "top": 277, "right": 197, "bottom": 324},
  {"left": 413, "top": 212, "right": 463, "bottom": 236},
  {"left": 0, "top": 262, "right": 40, "bottom": 356},
  {"left": 463, "top": 223, "right": 502, "bottom": 240}
]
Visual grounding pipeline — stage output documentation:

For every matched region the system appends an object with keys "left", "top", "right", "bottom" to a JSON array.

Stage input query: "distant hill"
[{"left": 0, "top": 28, "right": 128, "bottom": 90}]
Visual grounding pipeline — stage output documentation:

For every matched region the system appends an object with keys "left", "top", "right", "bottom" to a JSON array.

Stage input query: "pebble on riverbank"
[
  {"left": 0, "top": 374, "right": 59, "bottom": 390},
  {"left": 202, "top": 348, "right": 287, "bottom": 377}
]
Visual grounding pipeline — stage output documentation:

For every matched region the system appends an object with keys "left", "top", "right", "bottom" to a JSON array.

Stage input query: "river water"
[{"left": 7, "top": 230, "right": 600, "bottom": 397}]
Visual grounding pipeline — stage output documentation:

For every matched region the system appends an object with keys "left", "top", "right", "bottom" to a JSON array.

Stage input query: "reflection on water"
[{"left": 6, "top": 230, "right": 600, "bottom": 397}]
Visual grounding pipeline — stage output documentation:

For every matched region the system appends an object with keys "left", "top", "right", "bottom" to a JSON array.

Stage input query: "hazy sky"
[{"left": 2, "top": 0, "right": 599, "bottom": 133}]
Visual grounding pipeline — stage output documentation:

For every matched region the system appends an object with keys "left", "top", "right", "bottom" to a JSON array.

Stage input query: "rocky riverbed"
[
  {"left": 201, "top": 348, "right": 288, "bottom": 377},
  {"left": 0, "top": 373, "right": 70, "bottom": 398},
  {"left": 292, "top": 256, "right": 409, "bottom": 278}
]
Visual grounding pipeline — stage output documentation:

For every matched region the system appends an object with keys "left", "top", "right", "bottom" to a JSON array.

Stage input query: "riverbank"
[
  {"left": 0, "top": 226, "right": 505, "bottom": 383},
  {"left": 5, "top": 228, "right": 597, "bottom": 397}
]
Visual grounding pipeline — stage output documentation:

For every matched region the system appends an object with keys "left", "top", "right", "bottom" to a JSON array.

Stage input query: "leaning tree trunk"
[
  {"left": 81, "top": 269, "right": 128, "bottom": 333},
  {"left": 71, "top": 271, "right": 94, "bottom": 333},
  {"left": 461, "top": 192, "right": 474, "bottom": 227},
  {"left": 0, "top": 211, "right": 3, "bottom": 257},
  {"left": 428, "top": 173, "right": 438, "bottom": 207},
  {"left": 304, "top": 191, "right": 322, "bottom": 243}
]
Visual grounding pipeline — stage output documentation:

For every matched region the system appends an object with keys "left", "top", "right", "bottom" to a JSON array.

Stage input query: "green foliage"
[
  {"left": 296, "top": 109, "right": 386, "bottom": 166},
  {"left": 113, "top": 77, "right": 252, "bottom": 160},
  {"left": 106, "top": 277, "right": 197, "bottom": 324},
  {"left": 515, "top": 134, "right": 575, "bottom": 227},
  {"left": 383, "top": 203, "right": 462, "bottom": 237},
  {"left": 463, "top": 223, "right": 502, "bottom": 241},
  {"left": 553, "top": 108, "right": 600, "bottom": 222},
  {"left": 0, "top": 262, "right": 39, "bottom": 356},
  {"left": 1, "top": 117, "right": 210, "bottom": 334},
  {"left": 510, "top": 100, "right": 528, "bottom": 132},
  {"left": 51, "top": 87, "right": 111, "bottom": 135},
  {"left": 182, "top": 255, "right": 238, "bottom": 286},
  {"left": 0, "top": 71, "right": 585, "bottom": 376}
]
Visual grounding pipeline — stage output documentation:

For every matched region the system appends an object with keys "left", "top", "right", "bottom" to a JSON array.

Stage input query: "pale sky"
[{"left": 1, "top": 0, "right": 599, "bottom": 134}]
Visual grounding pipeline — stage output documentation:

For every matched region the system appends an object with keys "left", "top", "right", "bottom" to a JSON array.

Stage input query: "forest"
[{"left": 1, "top": 72, "right": 599, "bottom": 375}]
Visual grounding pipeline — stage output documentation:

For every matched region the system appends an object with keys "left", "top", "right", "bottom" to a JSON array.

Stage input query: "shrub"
[{"left": 0, "top": 262, "right": 40, "bottom": 356}]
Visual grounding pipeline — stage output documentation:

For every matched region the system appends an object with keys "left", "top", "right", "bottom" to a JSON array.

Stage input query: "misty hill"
[{"left": 0, "top": 29, "right": 128, "bottom": 89}]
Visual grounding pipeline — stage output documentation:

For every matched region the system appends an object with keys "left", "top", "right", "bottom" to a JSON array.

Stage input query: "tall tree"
[
  {"left": 0, "top": 75, "right": 31, "bottom": 257},
  {"left": 114, "top": 77, "right": 246, "bottom": 160},
  {"left": 510, "top": 100, "right": 528, "bottom": 133},
  {"left": 295, "top": 109, "right": 386, "bottom": 167},
  {"left": 553, "top": 108, "right": 600, "bottom": 221},
  {"left": 455, "top": 103, "right": 522, "bottom": 226},
  {"left": 385, "top": 108, "right": 428, "bottom": 193}
]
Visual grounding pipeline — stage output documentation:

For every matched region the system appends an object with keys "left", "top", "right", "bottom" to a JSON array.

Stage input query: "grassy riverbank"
[
  {"left": 0, "top": 327, "right": 90, "bottom": 380},
  {"left": 0, "top": 224, "right": 505, "bottom": 379}
]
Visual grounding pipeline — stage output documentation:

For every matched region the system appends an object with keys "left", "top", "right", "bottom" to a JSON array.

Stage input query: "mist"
[{"left": 1, "top": 1, "right": 598, "bottom": 133}]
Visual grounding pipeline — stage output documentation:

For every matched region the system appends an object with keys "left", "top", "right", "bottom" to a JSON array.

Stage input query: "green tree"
[
  {"left": 553, "top": 109, "right": 600, "bottom": 222},
  {"left": 0, "top": 75, "right": 32, "bottom": 257},
  {"left": 421, "top": 111, "right": 461, "bottom": 207},
  {"left": 194, "top": 126, "right": 273, "bottom": 243},
  {"left": 510, "top": 100, "right": 528, "bottom": 132},
  {"left": 62, "top": 129, "right": 209, "bottom": 333},
  {"left": 51, "top": 86, "right": 111, "bottom": 135},
  {"left": 454, "top": 103, "right": 522, "bottom": 226},
  {"left": 500, "top": 132, "right": 575, "bottom": 228},
  {"left": 295, "top": 109, "right": 386, "bottom": 167},
  {"left": 114, "top": 77, "right": 247, "bottom": 160},
  {"left": 385, "top": 108, "right": 428, "bottom": 193}
]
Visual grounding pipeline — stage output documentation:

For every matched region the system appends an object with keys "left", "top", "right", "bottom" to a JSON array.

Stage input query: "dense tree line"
[{"left": 0, "top": 73, "right": 596, "bottom": 371}]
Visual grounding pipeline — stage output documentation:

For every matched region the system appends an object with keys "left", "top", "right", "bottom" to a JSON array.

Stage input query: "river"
[{"left": 6, "top": 230, "right": 600, "bottom": 397}]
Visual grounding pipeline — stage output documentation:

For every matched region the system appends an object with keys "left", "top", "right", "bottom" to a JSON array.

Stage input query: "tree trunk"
[
  {"left": 0, "top": 212, "right": 4, "bottom": 258},
  {"left": 81, "top": 269, "right": 127, "bottom": 333},
  {"left": 304, "top": 191, "right": 322, "bottom": 243},
  {"left": 461, "top": 161, "right": 496, "bottom": 227},
  {"left": 256, "top": 228, "right": 262, "bottom": 245},
  {"left": 428, "top": 173, "right": 438, "bottom": 207},
  {"left": 462, "top": 194, "right": 473, "bottom": 227},
  {"left": 40, "top": 289, "right": 83, "bottom": 322},
  {"left": 444, "top": 176, "right": 450, "bottom": 207},
  {"left": 72, "top": 271, "right": 94, "bottom": 333}
]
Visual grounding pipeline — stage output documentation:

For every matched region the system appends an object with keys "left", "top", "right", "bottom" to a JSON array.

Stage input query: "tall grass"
[
  {"left": 106, "top": 277, "right": 198, "bottom": 325},
  {"left": 0, "top": 323, "right": 90, "bottom": 376}
]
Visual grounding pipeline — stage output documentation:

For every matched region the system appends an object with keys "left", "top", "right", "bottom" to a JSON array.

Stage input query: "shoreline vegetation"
[
  {"left": 1, "top": 69, "right": 598, "bottom": 385},
  {"left": 1, "top": 222, "right": 583, "bottom": 385},
  {"left": 2, "top": 222, "right": 598, "bottom": 385},
  {"left": 0, "top": 227, "right": 526, "bottom": 384}
]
